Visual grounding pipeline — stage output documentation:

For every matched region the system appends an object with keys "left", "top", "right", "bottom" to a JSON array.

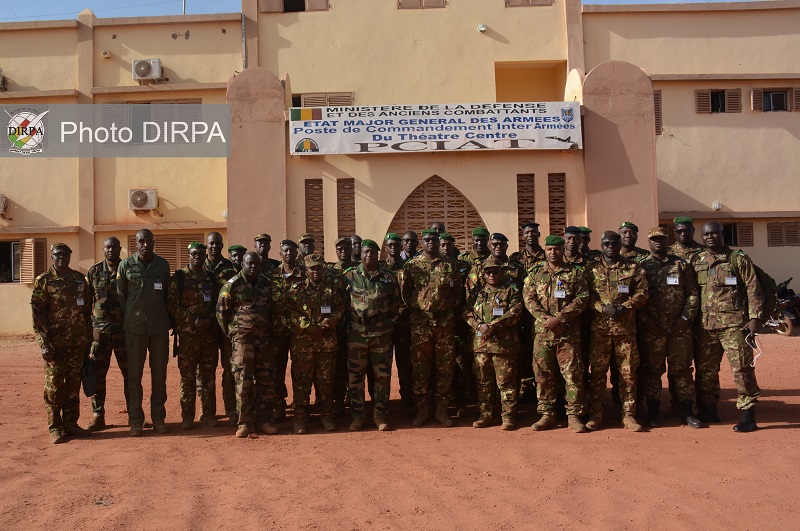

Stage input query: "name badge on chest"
[
  {"left": 666, "top": 276, "right": 680, "bottom": 285},
  {"left": 492, "top": 307, "right": 504, "bottom": 317},
  {"left": 204, "top": 293, "right": 212, "bottom": 302},
  {"left": 321, "top": 305, "right": 332, "bottom": 314},
  {"left": 77, "top": 297, "right": 85, "bottom": 306},
  {"left": 154, "top": 282, "right": 163, "bottom": 291},
  {"left": 725, "top": 276, "right": 738, "bottom": 286},
  {"left": 618, "top": 284, "right": 630, "bottom": 294},
  {"left": 554, "top": 290, "right": 566, "bottom": 299}
]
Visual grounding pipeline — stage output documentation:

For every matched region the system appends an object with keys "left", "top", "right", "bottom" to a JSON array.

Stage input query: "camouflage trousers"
[
  {"left": 290, "top": 348, "right": 335, "bottom": 419},
  {"left": 639, "top": 329, "right": 695, "bottom": 402},
  {"left": 231, "top": 335, "right": 275, "bottom": 427},
  {"left": 534, "top": 331, "right": 585, "bottom": 416},
  {"left": 392, "top": 320, "right": 413, "bottom": 403},
  {"left": 273, "top": 334, "right": 291, "bottom": 408},
  {"left": 589, "top": 334, "right": 639, "bottom": 416},
  {"left": 348, "top": 332, "right": 393, "bottom": 420},
  {"left": 454, "top": 320, "right": 476, "bottom": 408},
  {"left": 695, "top": 327, "right": 761, "bottom": 410},
  {"left": 209, "top": 328, "right": 236, "bottom": 415},
  {"left": 410, "top": 321, "right": 456, "bottom": 405},
  {"left": 43, "top": 345, "right": 84, "bottom": 434},
  {"left": 90, "top": 330, "right": 129, "bottom": 416},
  {"left": 177, "top": 334, "right": 217, "bottom": 422},
  {"left": 473, "top": 351, "right": 518, "bottom": 421}
]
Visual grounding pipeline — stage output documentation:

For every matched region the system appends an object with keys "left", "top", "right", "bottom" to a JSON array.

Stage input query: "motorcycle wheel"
[{"left": 776, "top": 315, "right": 794, "bottom": 336}]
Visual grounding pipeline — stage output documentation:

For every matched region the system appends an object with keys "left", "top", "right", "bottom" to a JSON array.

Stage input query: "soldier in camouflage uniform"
[
  {"left": 229, "top": 244, "right": 246, "bottom": 273},
  {"left": 326, "top": 236, "right": 356, "bottom": 417},
  {"left": 586, "top": 231, "right": 649, "bottom": 432},
  {"left": 285, "top": 254, "right": 345, "bottom": 434},
  {"left": 298, "top": 233, "right": 315, "bottom": 259},
  {"left": 254, "top": 233, "right": 281, "bottom": 273},
  {"left": 402, "top": 229, "right": 463, "bottom": 427},
  {"left": 439, "top": 231, "right": 460, "bottom": 260},
  {"left": 270, "top": 239, "right": 307, "bottom": 423},
  {"left": 523, "top": 235, "right": 589, "bottom": 433},
  {"left": 31, "top": 243, "right": 93, "bottom": 444},
  {"left": 692, "top": 221, "right": 763, "bottom": 432},
  {"left": 85, "top": 236, "right": 129, "bottom": 432},
  {"left": 205, "top": 232, "right": 237, "bottom": 424},
  {"left": 670, "top": 216, "right": 705, "bottom": 261},
  {"left": 344, "top": 240, "right": 401, "bottom": 431},
  {"left": 458, "top": 226, "right": 491, "bottom": 264},
  {"left": 168, "top": 242, "right": 219, "bottom": 429},
  {"left": 563, "top": 226, "right": 587, "bottom": 266},
  {"left": 638, "top": 228, "right": 705, "bottom": 429},
  {"left": 619, "top": 222, "right": 649, "bottom": 264},
  {"left": 383, "top": 232, "right": 414, "bottom": 413},
  {"left": 350, "top": 234, "right": 363, "bottom": 265},
  {"left": 579, "top": 226, "right": 603, "bottom": 263},
  {"left": 217, "top": 252, "right": 279, "bottom": 438},
  {"left": 464, "top": 257, "right": 523, "bottom": 430},
  {"left": 400, "top": 231, "right": 419, "bottom": 261}
]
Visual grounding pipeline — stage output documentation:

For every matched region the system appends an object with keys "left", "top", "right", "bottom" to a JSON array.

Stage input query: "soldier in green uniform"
[
  {"left": 344, "top": 240, "right": 401, "bottom": 431},
  {"left": 217, "top": 252, "right": 279, "bottom": 438},
  {"left": 31, "top": 243, "right": 93, "bottom": 444},
  {"left": 383, "top": 232, "right": 414, "bottom": 414},
  {"left": 285, "top": 254, "right": 345, "bottom": 434},
  {"left": 327, "top": 236, "right": 356, "bottom": 417},
  {"left": 579, "top": 226, "right": 603, "bottom": 263},
  {"left": 205, "top": 232, "right": 237, "bottom": 424},
  {"left": 458, "top": 226, "right": 491, "bottom": 264},
  {"left": 229, "top": 244, "right": 246, "bottom": 273},
  {"left": 585, "top": 231, "right": 649, "bottom": 432},
  {"left": 619, "top": 222, "right": 649, "bottom": 264},
  {"left": 168, "top": 242, "right": 218, "bottom": 429},
  {"left": 563, "top": 226, "right": 586, "bottom": 266},
  {"left": 270, "top": 239, "right": 307, "bottom": 423},
  {"left": 298, "top": 233, "right": 316, "bottom": 259},
  {"left": 523, "top": 235, "right": 589, "bottom": 433},
  {"left": 439, "top": 231, "right": 460, "bottom": 260},
  {"left": 85, "top": 236, "right": 129, "bottom": 432},
  {"left": 254, "top": 233, "right": 280, "bottom": 274},
  {"left": 402, "top": 229, "right": 463, "bottom": 427},
  {"left": 638, "top": 228, "right": 705, "bottom": 428},
  {"left": 670, "top": 216, "right": 705, "bottom": 261},
  {"left": 464, "top": 258, "right": 523, "bottom": 430},
  {"left": 692, "top": 221, "right": 763, "bottom": 432},
  {"left": 117, "top": 229, "right": 172, "bottom": 436}
]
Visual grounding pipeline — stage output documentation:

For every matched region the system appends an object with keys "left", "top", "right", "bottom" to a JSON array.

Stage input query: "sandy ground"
[{"left": 0, "top": 333, "right": 799, "bottom": 530}]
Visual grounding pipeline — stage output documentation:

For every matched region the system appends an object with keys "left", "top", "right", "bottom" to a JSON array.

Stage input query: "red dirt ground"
[{"left": 0, "top": 334, "right": 798, "bottom": 530}]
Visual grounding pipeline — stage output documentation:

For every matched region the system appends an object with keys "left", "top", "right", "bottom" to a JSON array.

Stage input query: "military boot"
[
  {"left": 181, "top": 419, "right": 194, "bottom": 430},
  {"left": 258, "top": 421, "right": 278, "bottom": 435},
  {"left": 568, "top": 415, "right": 587, "bottom": 433},
  {"left": 412, "top": 397, "right": 430, "bottom": 427},
  {"left": 501, "top": 417, "right": 516, "bottom": 431},
  {"left": 435, "top": 402, "right": 454, "bottom": 427},
  {"left": 679, "top": 401, "right": 707, "bottom": 429},
  {"left": 646, "top": 399, "right": 662, "bottom": 428},
  {"left": 235, "top": 424, "right": 250, "bottom": 438},
  {"left": 271, "top": 400, "right": 287, "bottom": 423},
  {"left": 49, "top": 430, "right": 66, "bottom": 444},
  {"left": 697, "top": 403, "right": 721, "bottom": 423},
  {"left": 623, "top": 414, "right": 644, "bottom": 432},
  {"left": 87, "top": 415, "right": 106, "bottom": 432},
  {"left": 472, "top": 415, "right": 493, "bottom": 428},
  {"left": 733, "top": 408, "right": 758, "bottom": 433},
  {"left": 349, "top": 417, "right": 365, "bottom": 432},
  {"left": 531, "top": 413, "right": 557, "bottom": 431},
  {"left": 64, "top": 424, "right": 91, "bottom": 437},
  {"left": 374, "top": 415, "right": 390, "bottom": 432},
  {"left": 226, "top": 410, "right": 238, "bottom": 427},
  {"left": 320, "top": 416, "right": 336, "bottom": 432},
  {"left": 130, "top": 424, "right": 144, "bottom": 437},
  {"left": 585, "top": 412, "right": 603, "bottom": 431},
  {"left": 294, "top": 415, "right": 307, "bottom": 435}
]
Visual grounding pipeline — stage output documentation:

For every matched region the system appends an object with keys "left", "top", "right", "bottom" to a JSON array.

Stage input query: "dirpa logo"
[{"left": 6, "top": 108, "right": 49, "bottom": 154}]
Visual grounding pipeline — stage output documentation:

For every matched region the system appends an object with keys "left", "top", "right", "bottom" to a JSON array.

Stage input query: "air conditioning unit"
[
  {"left": 128, "top": 189, "right": 158, "bottom": 211},
  {"left": 132, "top": 58, "right": 162, "bottom": 80}
]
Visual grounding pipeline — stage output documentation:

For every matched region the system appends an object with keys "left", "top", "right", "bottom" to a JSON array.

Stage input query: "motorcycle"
[{"left": 764, "top": 278, "right": 798, "bottom": 336}]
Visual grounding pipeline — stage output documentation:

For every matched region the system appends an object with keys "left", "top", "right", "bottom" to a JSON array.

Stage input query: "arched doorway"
[{"left": 386, "top": 175, "right": 486, "bottom": 253}]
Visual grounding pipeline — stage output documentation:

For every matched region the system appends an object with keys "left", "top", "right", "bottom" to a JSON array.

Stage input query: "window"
[
  {"left": 752, "top": 88, "right": 798, "bottom": 112},
  {"left": 547, "top": 173, "right": 566, "bottom": 236},
  {"left": 767, "top": 222, "right": 800, "bottom": 247},
  {"left": 517, "top": 174, "right": 536, "bottom": 243},
  {"left": 337, "top": 178, "right": 356, "bottom": 238},
  {"left": 722, "top": 222, "right": 753, "bottom": 247},
  {"left": 505, "top": 0, "right": 555, "bottom": 6},
  {"left": 126, "top": 233, "right": 204, "bottom": 271},
  {"left": 654, "top": 90, "right": 663, "bottom": 135},
  {"left": 291, "top": 92, "right": 354, "bottom": 108},
  {"left": 0, "top": 241, "right": 21, "bottom": 283},
  {"left": 696, "top": 89, "right": 741, "bottom": 113},
  {"left": 260, "top": 0, "right": 329, "bottom": 12},
  {"left": 397, "top": 0, "right": 445, "bottom": 8},
  {"left": 102, "top": 100, "right": 201, "bottom": 145},
  {"left": 305, "top": 179, "right": 325, "bottom": 258},
  {"left": 19, "top": 238, "right": 47, "bottom": 284}
]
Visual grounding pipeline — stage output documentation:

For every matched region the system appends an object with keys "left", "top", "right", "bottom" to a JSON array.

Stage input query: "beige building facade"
[{"left": 0, "top": 0, "right": 797, "bottom": 333}]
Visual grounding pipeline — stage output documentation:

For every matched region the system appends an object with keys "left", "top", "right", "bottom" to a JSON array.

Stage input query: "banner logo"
[{"left": 6, "top": 108, "right": 49, "bottom": 155}]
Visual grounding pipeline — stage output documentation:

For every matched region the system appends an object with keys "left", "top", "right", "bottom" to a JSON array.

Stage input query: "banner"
[{"left": 289, "top": 101, "right": 581, "bottom": 155}]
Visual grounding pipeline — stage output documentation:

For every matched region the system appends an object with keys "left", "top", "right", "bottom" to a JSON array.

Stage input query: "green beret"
[
  {"left": 421, "top": 229, "right": 439, "bottom": 237},
  {"left": 578, "top": 226, "right": 592, "bottom": 234},
  {"left": 439, "top": 232, "right": 455, "bottom": 242},
  {"left": 187, "top": 241, "right": 207, "bottom": 251},
  {"left": 228, "top": 245, "right": 247, "bottom": 253},
  {"left": 673, "top": 216, "right": 694, "bottom": 225},
  {"left": 51, "top": 243, "right": 72, "bottom": 253},
  {"left": 619, "top": 222, "right": 639, "bottom": 232},
  {"left": 385, "top": 232, "right": 402, "bottom": 241},
  {"left": 544, "top": 235, "right": 565, "bottom": 246},
  {"left": 471, "top": 227, "right": 490, "bottom": 237},
  {"left": 361, "top": 239, "right": 379, "bottom": 250}
]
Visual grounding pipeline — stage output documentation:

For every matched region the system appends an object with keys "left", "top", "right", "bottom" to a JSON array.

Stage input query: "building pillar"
[{"left": 77, "top": 9, "right": 95, "bottom": 271}]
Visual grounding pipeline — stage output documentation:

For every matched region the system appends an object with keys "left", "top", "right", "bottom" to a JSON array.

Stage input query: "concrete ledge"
[
  {"left": 661, "top": 211, "right": 800, "bottom": 220},
  {"left": 94, "top": 13, "right": 241, "bottom": 27},
  {"left": 0, "top": 89, "right": 78, "bottom": 100},
  {"left": 0, "top": 20, "right": 77, "bottom": 31},
  {"left": 0, "top": 225, "right": 80, "bottom": 234},
  {"left": 93, "top": 222, "right": 227, "bottom": 232},
  {"left": 584, "top": 0, "right": 800, "bottom": 13},
  {"left": 91, "top": 83, "right": 228, "bottom": 95},
  {"left": 652, "top": 74, "right": 800, "bottom": 82}
]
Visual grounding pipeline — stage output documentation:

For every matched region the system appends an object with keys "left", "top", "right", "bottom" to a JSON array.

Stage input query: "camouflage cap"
[
  {"left": 578, "top": 226, "right": 592, "bottom": 234},
  {"left": 481, "top": 257, "right": 504, "bottom": 270},
  {"left": 673, "top": 216, "right": 694, "bottom": 225},
  {"left": 647, "top": 227, "right": 668, "bottom": 239},
  {"left": 280, "top": 239, "right": 298, "bottom": 248},
  {"left": 520, "top": 222, "right": 540, "bottom": 230},
  {"left": 298, "top": 233, "right": 314, "bottom": 243},
  {"left": 421, "top": 229, "right": 439, "bottom": 237},
  {"left": 490, "top": 233, "right": 508, "bottom": 242},
  {"left": 187, "top": 241, "right": 207, "bottom": 251},
  {"left": 471, "top": 226, "right": 490, "bottom": 237},
  {"left": 544, "top": 235, "right": 565, "bottom": 246},
  {"left": 304, "top": 254, "right": 326, "bottom": 268},
  {"left": 619, "top": 222, "right": 639, "bottom": 232},
  {"left": 385, "top": 232, "right": 402, "bottom": 241},
  {"left": 564, "top": 226, "right": 582, "bottom": 234},
  {"left": 439, "top": 232, "right": 455, "bottom": 242},
  {"left": 51, "top": 243, "right": 72, "bottom": 253},
  {"left": 334, "top": 236, "right": 352, "bottom": 246},
  {"left": 361, "top": 239, "right": 380, "bottom": 250},
  {"left": 254, "top": 233, "right": 271, "bottom": 242},
  {"left": 228, "top": 244, "right": 247, "bottom": 253}
]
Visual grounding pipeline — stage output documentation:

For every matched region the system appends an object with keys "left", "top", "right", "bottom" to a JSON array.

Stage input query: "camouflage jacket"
[
  {"left": 466, "top": 255, "right": 525, "bottom": 299},
  {"left": 564, "top": 252, "right": 588, "bottom": 267},
  {"left": 692, "top": 248, "right": 763, "bottom": 330},
  {"left": 523, "top": 262, "right": 589, "bottom": 338},
  {"left": 86, "top": 259, "right": 123, "bottom": 334},
  {"left": 205, "top": 257, "right": 236, "bottom": 295},
  {"left": 343, "top": 263, "right": 401, "bottom": 337},
  {"left": 621, "top": 247, "right": 649, "bottom": 264},
  {"left": 458, "top": 248, "right": 489, "bottom": 265},
  {"left": 669, "top": 241, "right": 705, "bottom": 262},
  {"left": 510, "top": 247, "right": 546, "bottom": 272},
  {"left": 286, "top": 276, "right": 346, "bottom": 351},
  {"left": 380, "top": 256, "right": 406, "bottom": 274},
  {"left": 258, "top": 258, "right": 278, "bottom": 280},
  {"left": 217, "top": 270, "right": 274, "bottom": 341},
  {"left": 639, "top": 254, "right": 699, "bottom": 330},
  {"left": 271, "top": 264, "right": 307, "bottom": 334},
  {"left": 587, "top": 258, "right": 649, "bottom": 335},
  {"left": 464, "top": 283, "right": 523, "bottom": 354},
  {"left": 117, "top": 253, "right": 171, "bottom": 336},
  {"left": 167, "top": 267, "right": 216, "bottom": 337},
  {"left": 583, "top": 249, "right": 604, "bottom": 264},
  {"left": 401, "top": 254, "right": 463, "bottom": 326},
  {"left": 31, "top": 266, "right": 92, "bottom": 349}
]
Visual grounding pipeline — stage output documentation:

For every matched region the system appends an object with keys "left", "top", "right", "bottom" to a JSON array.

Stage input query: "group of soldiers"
[{"left": 31, "top": 216, "right": 763, "bottom": 444}]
